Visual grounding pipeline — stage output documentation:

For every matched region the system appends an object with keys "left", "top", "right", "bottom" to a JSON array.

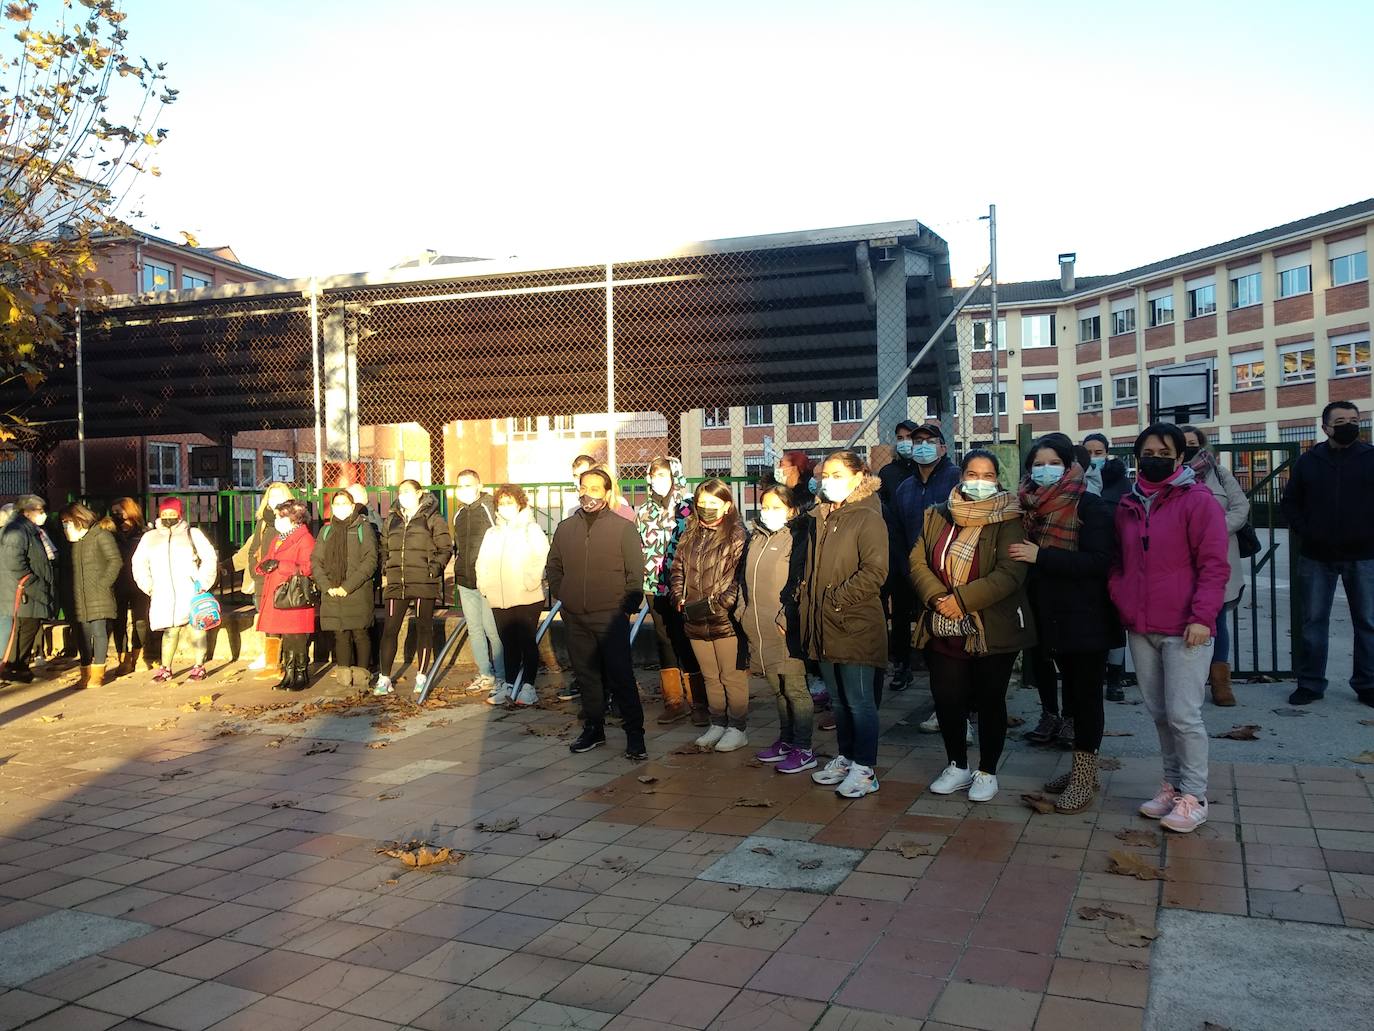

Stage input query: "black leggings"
[
  {"left": 1028, "top": 645, "right": 1060, "bottom": 715},
  {"left": 378, "top": 597, "right": 436, "bottom": 677},
  {"left": 925, "top": 647, "right": 1018, "bottom": 774},
  {"left": 113, "top": 592, "right": 150, "bottom": 653},
  {"left": 334, "top": 627, "right": 372, "bottom": 670},
  {"left": 1052, "top": 649, "right": 1108, "bottom": 752},
  {"left": 651, "top": 595, "right": 699, "bottom": 674},
  {"left": 494, "top": 602, "right": 542, "bottom": 687}
]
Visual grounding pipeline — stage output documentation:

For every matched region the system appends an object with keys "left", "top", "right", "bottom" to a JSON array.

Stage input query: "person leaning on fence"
[
  {"left": 1180, "top": 425, "right": 1251, "bottom": 707},
  {"left": 0, "top": 494, "right": 58, "bottom": 685},
  {"left": 133, "top": 497, "right": 218, "bottom": 683},
  {"left": 452, "top": 469, "right": 504, "bottom": 695},
  {"left": 232, "top": 481, "right": 295, "bottom": 679},
  {"left": 59, "top": 503, "right": 122, "bottom": 689},
  {"left": 109, "top": 498, "right": 151, "bottom": 675},
  {"left": 1109, "top": 423, "right": 1229, "bottom": 834},
  {"left": 547, "top": 466, "right": 648, "bottom": 760},
  {"left": 312, "top": 489, "right": 378, "bottom": 690},
  {"left": 477, "top": 484, "right": 549, "bottom": 708},
  {"left": 375, "top": 479, "right": 452, "bottom": 697},
  {"left": 1280, "top": 401, "right": 1374, "bottom": 708},
  {"left": 254, "top": 498, "right": 317, "bottom": 692}
]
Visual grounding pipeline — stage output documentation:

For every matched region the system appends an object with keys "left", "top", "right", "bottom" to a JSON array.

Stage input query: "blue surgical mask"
[
  {"left": 807, "top": 476, "right": 819, "bottom": 495},
  {"left": 1031, "top": 465, "right": 1065, "bottom": 488},
  {"left": 895, "top": 440, "right": 915, "bottom": 459},
  {"left": 961, "top": 479, "right": 999, "bottom": 502},
  {"left": 912, "top": 442, "right": 939, "bottom": 465},
  {"left": 1090, "top": 456, "right": 1106, "bottom": 470}
]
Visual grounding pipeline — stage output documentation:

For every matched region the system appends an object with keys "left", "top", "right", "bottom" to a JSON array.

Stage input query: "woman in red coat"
[{"left": 255, "top": 498, "right": 317, "bottom": 691}]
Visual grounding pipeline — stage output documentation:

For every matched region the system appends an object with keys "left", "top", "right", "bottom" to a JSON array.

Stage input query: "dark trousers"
[
  {"left": 282, "top": 632, "right": 310, "bottom": 664},
  {"left": 379, "top": 597, "right": 436, "bottom": 676},
  {"left": 651, "top": 595, "right": 699, "bottom": 674},
  {"left": 113, "top": 592, "right": 150, "bottom": 653},
  {"left": 76, "top": 619, "right": 112, "bottom": 665},
  {"left": 1053, "top": 649, "right": 1108, "bottom": 752},
  {"left": 1028, "top": 645, "right": 1060, "bottom": 715},
  {"left": 3, "top": 617, "right": 41, "bottom": 668},
  {"left": 564, "top": 609, "right": 644, "bottom": 736},
  {"left": 494, "top": 601, "right": 543, "bottom": 687},
  {"left": 926, "top": 647, "right": 1017, "bottom": 773},
  {"left": 889, "top": 585, "right": 914, "bottom": 667},
  {"left": 334, "top": 627, "right": 372, "bottom": 670}
]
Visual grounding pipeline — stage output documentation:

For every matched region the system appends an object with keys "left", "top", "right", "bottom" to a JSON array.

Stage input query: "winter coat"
[
  {"left": 68, "top": 526, "right": 122, "bottom": 623},
  {"left": 380, "top": 492, "right": 452, "bottom": 600},
  {"left": 636, "top": 460, "right": 693, "bottom": 595},
  {"left": 113, "top": 525, "right": 145, "bottom": 602},
  {"left": 476, "top": 507, "right": 549, "bottom": 609},
  {"left": 1099, "top": 459, "right": 1130, "bottom": 508},
  {"left": 1280, "top": 440, "right": 1374, "bottom": 562},
  {"left": 670, "top": 517, "right": 747, "bottom": 641},
  {"left": 909, "top": 502, "right": 1036, "bottom": 656},
  {"left": 0, "top": 518, "right": 57, "bottom": 621},
  {"left": 452, "top": 494, "right": 496, "bottom": 591},
  {"left": 232, "top": 515, "right": 276, "bottom": 599},
  {"left": 132, "top": 520, "right": 218, "bottom": 631},
  {"left": 1109, "top": 469, "right": 1230, "bottom": 637},
  {"left": 1021, "top": 493, "right": 1122, "bottom": 654},
  {"left": 311, "top": 517, "right": 379, "bottom": 631},
  {"left": 737, "top": 518, "right": 806, "bottom": 676},
  {"left": 255, "top": 527, "right": 317, "bottom": 635},
  {"left": 1197, "top": 460, "right": 1250, "bottom": 604},
  {"left": 799, "top": 473, "right": 889, "bottom": 668},
  {"left": 878, "top": 455, "right": 918, "bottom": 507},
  {"left": 546, "top": 507, "right": 645, "bottom": 616},
  {"left": 893, "top": 456, "right": 962, "bottom": 549}
]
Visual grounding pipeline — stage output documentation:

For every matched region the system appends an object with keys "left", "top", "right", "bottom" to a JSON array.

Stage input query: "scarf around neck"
[
  {"left": 939, "top": 490, "right": 1021, "bottom": 655},
  {"left": 323, "top": 509, "right": 361, "bottom": 584},
  {"left": 1018, "top": 466, "right": 1086, "bottom": 552}
]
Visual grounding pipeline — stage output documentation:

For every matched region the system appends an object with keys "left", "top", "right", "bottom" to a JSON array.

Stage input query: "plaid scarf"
[
  {"left": 942, "top": 489, "right": 1023, "bottom": 655},
  {"left": 1018, "top": 466, "right": 1087, "bottom": 552},
  {"left": 1188, "top": 449, "right": 1220, "bottom": 481}
]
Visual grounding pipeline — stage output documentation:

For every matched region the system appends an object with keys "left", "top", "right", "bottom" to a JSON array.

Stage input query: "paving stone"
[
  {"left": 0, "top": 909, "right": 152, "bottom": 988},
  {"left": 698, "top": 836, "right": 864, "bottom": 893}
]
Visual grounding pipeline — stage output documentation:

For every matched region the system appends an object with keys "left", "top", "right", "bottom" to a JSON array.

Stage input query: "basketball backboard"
[{"left": 1149, "top": 359, "right": 1214, "bottom": 424}]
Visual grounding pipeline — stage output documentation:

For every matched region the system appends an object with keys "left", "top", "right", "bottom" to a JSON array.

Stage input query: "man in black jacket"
[
  {"left": 452, "top": 469, "right": 504, "bottom": 695},
  {"left": 1281, "top": 401, "right": 1374, "bottom": 706},
  {"left": 547, "top": 468, "right": 648, "bottom": 758}
]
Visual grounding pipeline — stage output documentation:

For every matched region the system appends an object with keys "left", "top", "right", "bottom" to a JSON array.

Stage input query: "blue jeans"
[
  {"left": 819, "top": 661, "right": 878, "bottom": 767},
  {"left": 1297, "top": 557, "right": 1374, "bottom": 698},
  {"left": 1213, "top": 603, "right": 1232, "bottom": 665},
  {"left": 457, "top": 585, "right": 505, "bottom": 682}
]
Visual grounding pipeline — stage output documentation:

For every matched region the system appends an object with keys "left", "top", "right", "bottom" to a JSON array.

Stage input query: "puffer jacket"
[
  {"left": 132, "top": 520, "right": 218, "bottom": 631},
  {"left": 1110, "top": 468, "right": 1230, "bottom": 637},
  {"left": 1099, "top": 459, "right": 1130, "bottom": 508},
  {"left": 1196, "top": 458, "right": 1250, "bottom": 604},
  {"left": 113, "top": 524, "right": 145, "bottom": 602},
  {"left": 381, "top": 492, "right": 452, "bottom": 600},
  {"left": 476, "top": 507, "right": 549, "bottom": 609},
  {"left": 452, "top": 494, "right": 496, "bottom": 591},
  {"left": 799, "top": 473, "right": 889, "bottom": 667},
  {"left": 737, "top": 516, "right": 806, "bottom": 676},
  {"left": 0, "top": 517, "right": 57, "bottom": 621},
  {"left": 311, "top": 514, "right": 379, "bottom": 631},
  {"left": 636, "top": 459, "right": 693, "bottom": 595},
  {"left": 68, "top": 525, "right": 121, "bottom": 623},
  {"left": 670, "top": 515, "right": 747, "bottom": 641}
]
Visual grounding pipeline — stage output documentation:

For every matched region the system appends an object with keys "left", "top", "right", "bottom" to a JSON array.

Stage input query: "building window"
[
  {"left": 701, "top": 454, "right": 733, "bottom": 477},
  {"left": 832, "top": 399, "right": 863, "bottom": 423},
  {"left": 1079, "top": 380, "right": 1103, "bottom": 413},
  {"left": 1021, "top": 314, "right": 1054, "bottom": 349},
  {"left": 1078, "top": 315, "right": 1101, "bottom": 343},
  {"left": 702, "top": 407, "right": 728, "bottom": 429},
  {"left": 743, "top": 404, "right": 772, "bottom": 427},
  {"left": 788, "top": 402, "right": 817, "bottom": 425},
  {"left": 231, "top": 448, "right": 257, "bottom": 489},
  {"left": 1230, "top": 272, "right": 1262, "bottom": 309},
  {"left": 510, "top": 415, "right": 539, "bottom": 435},
  {"left": 1278, "top": 265, "right": 1311, "bottom": 298},
  {"left": 972, "top": 318, "right": 1006, "bottom": 351},
  {"left": 1279, "top": 342, "right": 1316, "bottom": 384},
  {"left": 1279, "top": 424, "right": 1319, "bottom": 454},
  {"left": 1332, "top": 333, "right": 1372, "bottom": 378},
  {"left": 181, "top": 271, "right": 212, "bottom": 290},
  {"left": 547, "top": 414, "right": 575, "bottom": 434},
  {"left": 1022, "top": 378, "right": 1058, "bottom": 414},
  {"left": 1332, "top": 250, "right": 1369, "bottom": 287},
  {"left": 1112, "top": 374, "right": 1138, "bottom": 408},
  {"left": 1148, "top": 294, "right": 1174, "bottom": 327},
  {"left": 949, "top": 392, "right": 960, "bottom": 417},
  {"left": 1231, "top": 351, "right": 1265, "bottom": 391},
  {"left": 974, "top": 384, "right": 1007, "bottom": 416},
  {"left": 148, "top": 442, "right": 179, "bottom": 488},
  {"left": 1187, "top": 284, "right": 1216, "bottom": 319},
  {"left": 142, "top": 262, "right": 173, "bottom": 293},
  {"left": 1111, "top": 306, "right": 1136, "bottom": 336},
  {"left": 743, "top": 453, "right": 767, "bottom": 482},
  {"left": 1230, "top": 429, "right": 1270, "bottom": 491}
]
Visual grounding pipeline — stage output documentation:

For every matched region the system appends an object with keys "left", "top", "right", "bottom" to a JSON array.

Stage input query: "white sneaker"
[
  {"left": 695, "top": 725, "right": 726, "bottom": 749},
  {"left": 966, "top": 721, "right": 975, "bottom": 746},
  {"left": 929, "top": 762, "right": 975, "bottom": 795},
  {"left": 512, "top": 683, "right": 538, "bottom": 707},
  {"left": 485, "top": 682, "right": 512, "bottom": 706},
  {"left": 968, "top": 771, "right": 998, "bottom": 803},
  {"left": 466, "top": 675, "right": 491, "bottom": 694},
  {"left": 413, "top": 672, "right": 428, "bottom": 695},
  {"left": 372, "top": 674, "right": 392, "bottom": 696},
  {"left": 919, "top": 712, "right": 941, "bottom": 733},
  {"left": 812, "top": 755, "right": 851, "bottom": 785},
  {"left": 714, "top": 728, "right": 748, "bottom": 752},
  {"left": 835, "top": 764, "right": 879, "bottom": 798},
  {"left": 1160, "top": 794, "right": 1208, "bottom": 833}
]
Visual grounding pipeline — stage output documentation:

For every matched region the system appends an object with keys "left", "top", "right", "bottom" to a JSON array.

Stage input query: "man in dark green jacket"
[{"left": 0, "top": 495, "right": 58, "bottom": 684}]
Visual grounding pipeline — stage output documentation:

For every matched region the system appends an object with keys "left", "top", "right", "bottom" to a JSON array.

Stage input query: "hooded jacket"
[
  {"left": 799, "top": 473, "right": 889, "bottom": 667},
  {"left": 0, "top": 517, "right": 57, "bottom": 622},
  {"left": 452, "top": 493, "right": 496, "bottom": 591},
  {"left": 546, "top": 506, "right": 645, "bottom": 616},
  {"left": 476, "top": 506, "right": 549, "bottom": 609},
  {"left": 132, "top": 519, "right": 218, "bottom": 631},
  {"left": 670, "top": 513, "right": 747, "bottom": 641},
  {"left": 1109, "top": 467, "right": 1230, "bottom": 637},
  {"left": 67, "top": 525, "right": 122, "bottom": 623},
  {"left": 1280, "top": 439, "right": 1374, "bottom": 562},
  {"left": 1195, "top": 458, "right": 1250, "bottom": 605},
  {"left": 636, "top": 459, "right": 693, "bottom": 595},
  {"left": 255, "top": 525, "right": 317, "bottom": 635},
  {"left": 381, "top": 492, "right": 452, "bottom": 600},
  {"left": 893, "top": 455, "right": 962, "bottom": 549},
  {"left": 738, "top": 516, "right": 807, "bottom": 676},
  {"left": 311, "top": 514, "right": 379, "bottom": 631}
]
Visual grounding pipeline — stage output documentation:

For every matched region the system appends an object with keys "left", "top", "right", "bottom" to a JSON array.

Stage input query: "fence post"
[
  {"left": 308, "top": 278, "right": 324, "bottom": 493},
  {"left": 605, "top": 262, "right": 617, "bottom": 475}
]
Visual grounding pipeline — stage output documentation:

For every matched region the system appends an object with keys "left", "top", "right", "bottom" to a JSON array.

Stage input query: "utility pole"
[{"left": 986, "top": 204, "right": 1000, "bottom": 445}]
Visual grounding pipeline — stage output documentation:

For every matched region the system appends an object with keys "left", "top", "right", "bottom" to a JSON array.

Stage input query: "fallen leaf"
[
  {"left": 601, "top": 856, "right": 635, "bottom": 873},
  {"left": 733, "top": 798, "right": 773, "bottom": 808},
  {"left": 366, "top": 740, "right": 388, "bottom": 749},
  {"left": 1105, "top": 918, "right": 1160, "bottom": 948},
  {"left": 377, "top": 791, "right": 401, "bottom": 801},
  {"left": 728, "top": 884, "right": 742, "bottom": 892},
  {"left": 305, "top": 742, "right": 338, "bottom": 755},
  {"left": 733, "top": 910, "right": 766, "bottom": 927},
  {"left": 1203, "top": 1023, "right": 1235, "bottom": 1031},
  {"left": 1361, "top": 718, "right": 1374, "bottom": 727},
  {"left": 670, "top": 745, "right": 703, "bottom": 755},
  {"left": 636, "top": 775, "right": 658, "bottom": 785},
  {"left": 1077, "top": 905, "right": 1131, "bottom": 922},
  {"left": 1097, "top": 757, "right": 1122, "bottom": 771},
  {"left": 1107, "top": 850, "right": 1168, "bottom": 881},
  {"left": 746, "top": 759, "right": 765, "bottom": 768},
  {"left": 1351, "top": 751, "right": 1374, "bottom": 765},
  {"left": 1102, "top": 730, "right": 1134, "bottom": 736},
  {"left": 38, "top": 713, "right": 64, "bottom": 723},
  {"left": 211, "top": 728, "right": 238, "bottom": 738},
  {"left": 639, "top": 788, "right": 656, "bottom": 795},
  {"left": 198, "top": 694, "right": 215, "bottom": 705},
  {"left": 476, "top": 818, "right": 520, "bottom": 833},
  {"left": 149, "top": 717, "right": 179, "bottom": 731},
  {"left": 537, "top": 831, "right": 560, "bottom": 841},
  {"left": 265, "top": 738, "right": 283, "bottom": 748},
  {"left": 158, "top": 767, "right": 193, "bottom": 782},
  {"left": 270, "top": 800, "right": 297, "bottom": 809},
  {"left": 383, "top": 878, "right": 398, "bottom": 885},
  {"left": 1114, "top": 829, "right": 1160, "bottom": 848},
  {"left": 1022, "top": 792, "right": 1055, "bottom": 815},
  {"left": 894, "top": 841, "right": 936, "bottom": 859},
  {"left": 751, "top": 846, "right": 774, "bottom": 857},
  {"left": 377, "top": 840, "right": 460, "bottom": 868},
  {"left": 427, "top": 718, "right": 453, "bottom": 728},
  {"left": 1212, "top": 724, "right": 1261, "bottom": 741},
  {"left": 1273, "top": 708, "right": 1311, "bottom": 717},
  {"left": 797, "top": 858, "right": 822, "bottom": 870},
  {"left": 1006, "top": 714, "right": 1026, "bottom": 727}
]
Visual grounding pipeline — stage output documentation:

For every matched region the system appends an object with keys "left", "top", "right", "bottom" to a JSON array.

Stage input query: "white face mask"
[
  {"left": 759, "top": 508, "right": 788, "bottom": 532},
  {"left": 30, "top": 511, "right": 47, "bottom": 527},
  {"left": 456, "top": 486, "right": 480, "bottom": 506},
  {"left": 773, "top": 466, "right": 787, "bottom": 482},
  {"left": 497, "top": 505, "right": 519, "bottom": 521},
  {"left": 266, "top": 493, "right": 288, "bottom": 511},
  {"left": 398, "top": 492, "right": 419, "bottom": 512},
  {"left": 650, "top": 475, "right": 672, "bottom": 497},
  {"left": 961, "top": 479, "right": 999, "bottom": 501},
  {"left": 63, "top": 523, "right": 83, "bottom": 542},
  {"left": 331, "top": 504, "right": 355, "bottom": 521},
  {"left": 274, "top": 516, "right": 294, "bottom": 534},
  {"left": 822, "top": 477, "right": 855, "bottom": 503}
]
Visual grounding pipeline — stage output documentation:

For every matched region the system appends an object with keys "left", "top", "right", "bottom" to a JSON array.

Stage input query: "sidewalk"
[{"left": 0, "top": 660, "right": 1371, "bottom": 1030}]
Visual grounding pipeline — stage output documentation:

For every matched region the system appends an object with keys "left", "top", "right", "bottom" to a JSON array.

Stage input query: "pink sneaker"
[
  {"left": 152, "top": 667, "right": 173, "bottom": 683},
  {"left": 1160, "top": 794, "right": 1208, "bottom": 833},
  {"left": 1138, "top": 781, "right": 1177, "bottom": 819},
  {"left": 756, "top": 740, "right": 792, "bottom": 763},
  {"left": 187, "top": 665, "right": 207, "bottom": 682},
  {"left": 775, "top": 748, "right": 818, "bottom": 774}
]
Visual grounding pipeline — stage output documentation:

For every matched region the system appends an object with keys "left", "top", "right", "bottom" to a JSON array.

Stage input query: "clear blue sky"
[{"left": 95, "top": 0, "right": 1374, "bottom": 282}]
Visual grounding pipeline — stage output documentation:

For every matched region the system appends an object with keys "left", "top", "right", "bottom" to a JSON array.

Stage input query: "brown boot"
[
  {"left": 122, "top": 648, "right": 141, "bottom": 676},
  {"left": 255, "top": 637, "right": 283, "bottom": 681},
  {"left": 683, "top": 671, "right": 710, "bottom": 727},
  {"left": 87, "top": 664, "right": 106, "bottom": 688},
  {"left": 656, "top": 668, "right": 689, "bottom": 725},
  {"left": 1055, "top": 751, "right": 1099, "bottom": 814},
  {"left": 76, "top": 665, "right": 91, "bottom": 688},
  {"left": 1209, "top": 662, "right": 1236, "bottom": 706}
]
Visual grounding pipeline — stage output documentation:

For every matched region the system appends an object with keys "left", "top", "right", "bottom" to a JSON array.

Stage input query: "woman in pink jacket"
[{"left": 1109, "top": 423, "right": 1229, "bottom": 834}]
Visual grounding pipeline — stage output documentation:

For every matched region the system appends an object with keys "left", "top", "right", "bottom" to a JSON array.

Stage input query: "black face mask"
[
  {"left": 159, "top": 516, "right": 178, "bottom": 528},
  {"left": 1181, "top": 446, "right": 1200, "bottom": 463},
  {"left": 1332, "top": 423, "right": 1361, "bottom": 446},
  {"left": 1137, "top": 456, "right": 1177, "bottom": 484}
]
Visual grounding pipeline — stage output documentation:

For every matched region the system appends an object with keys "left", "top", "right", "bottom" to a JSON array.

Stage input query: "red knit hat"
[{"left": 157, "top": 497, "right": 184, "bottom": 519}]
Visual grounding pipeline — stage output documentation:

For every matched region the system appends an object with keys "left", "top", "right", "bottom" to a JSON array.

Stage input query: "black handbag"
[
  {"left": 273, "top": 573, "right": 320, "bottom": 610},
  {"left": 1236, "top": 521, "right": 1261, "bottom": 559},
  {"left": 683, "top": 597, "right": 716, "bottom": 622}
]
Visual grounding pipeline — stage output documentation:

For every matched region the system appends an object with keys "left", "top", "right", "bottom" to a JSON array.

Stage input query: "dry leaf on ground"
[
  {"left": 1212, "top": 724, "right": 1261, "bottom": 740},
  {"left": 1108, "top": 849, "right": 1168, "bottom": 881},
  {"left": 1359, "top": 718, "right": 1374, "bottom": 727},
  {"left": 601, "top": 856, "right": 635, "bottom": 873},
  {"left": 265, "top": 738, "right": 283, "bottom": 748},
  {"left": 37, "top": 713, "right": 63, "bottom": 723},
  {"left": 798, "top": 859, "right": 822, "bottom": 870},
  {"left": 1006, "top": 715, "right": 1026, "bottom": 727},
  {"left": 158, "top": 767, "right": 192, "bottom": 781},
  {"left": 427, "top": 718, "right": 453, "bottom": 728},
  {"left": 377, "top": 791, "right": 402, "bottom": 801},
  {"left": 733, "top": 910, "right": 766, "bottom": 927},
  {"left": 636, "top": 775, "right": 658, "bottom": 785},
  {"left": 894, "top": 841, "right": 936, "bottom": 859},
  {"left": 476, "top": 818, "right": 520, "bottom": 833},
  {"left": 1273, "top": 708, "right": 1311, "bottom": 717},
  {"left": 1114, "top": 829, "right": 1160, "bottom": 848},
  {"left": 149, "top": 717, "right": 179, "bottom": 731},
  {"left": 366, "top": 740, "right": 388, "bottom": 749},
  {"left": 1102, "top": 730, "right": 1134, "bottom": 736},
  {"left": 305, "top": 742, "right": 338, "bottom": 755},
  {"left": 1351, "top": 751, "right": 1374, "bottom": 764},
  {"left": 1105, "top": 918, "right": 1160, "bottom": 947},
  {"left": 270, "top": 800, "right": 297, "bottom": 809},
  {"left": 733, "top": 798, "right": 774, "bottom": 808},
  {"left": 751, "top": 846, "right": 774, "bottom": 857},
  {"left": 377, "top": 840, "right": 460, "bottom": 868},
  {"left": 1097, "top": 757, "right": 1123, "bottom": 770},
  {"left": 1022, "top": 792, "right": 1056, "bottom": 815},
  {"left": 537, "top": 831, "right": 560, "bottom": 841},
  {"left": 1077, "top": 905, "right": 1131, "bottom": 921}
]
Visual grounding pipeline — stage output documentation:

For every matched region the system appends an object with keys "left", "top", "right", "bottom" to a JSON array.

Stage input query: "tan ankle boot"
[
  {"left": 255, "top": 637, "right": 284, "bottom": 681},
  {"left": 656, "top": 668, "right": 689, "bottom": 725},
  {"left": 87, "top": 664, "right": 106, "bottom": 688},
  {"left": 1055, "top": 751, "right": 1099, "bottom": 814},
  {"left": 1209, "top": 662, "right": 1235, "bottom": 706}
]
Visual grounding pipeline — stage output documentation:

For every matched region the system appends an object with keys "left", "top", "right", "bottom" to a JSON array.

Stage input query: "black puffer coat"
[
  {"left": 380, "top": 493, "right": 452, "bottom": 601},
  {"left": 1099, "top": 459, "right": 1129, "bottom": 508},
  {"left": 113, "top": 524, "right": 145, "bottom": 602},
  {"left": 452, "top": 495, "right": 496, "bottom": 591},
  {"left": 737, "top": 517, "right": 806, "bottom": 676},
  {"left": 670, "top": 517, "right": 747, "bottom": 641},
  {"left": 68, "top": 526, "right": 122, "bottom": 623},
  {"left": 0, "top": 517, "right": 56, "bottom": 620},
  {"left": 312, "top": 515, "right": 379, "bottom": 630},
  {"left": 1023, "top": 492, "right": 1123, "bottom": 654}
]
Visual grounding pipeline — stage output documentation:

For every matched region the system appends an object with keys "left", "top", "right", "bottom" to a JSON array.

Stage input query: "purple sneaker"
[
  {"left": 776, "top": 748, "right": 818, "bottom": 775},
  {"left": 755, "top": 740, "right": 792, "bottom": 764}
]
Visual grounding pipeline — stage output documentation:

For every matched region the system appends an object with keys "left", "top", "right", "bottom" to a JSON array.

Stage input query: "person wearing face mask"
[
  {"left": 451, "top": 469, "right": 504, "bottom": 696},
  {"left": 132, "top": 498, "right": 219, "bottom": 683},
  {"left": 253, "top": 499, "right": 317, "bottom": 691},
  {"left": 312, "top": 490, "right": 378, "bottom": 689},
  {"left": 57, "top": 504, "right": 121, "bottom": 689},
  {"left": 741, "top": 485, "right": 815, "bottom": 773},
  {"left": 1009, "top": 439, "right": 1122, "bottom": 813},
  {"left": 233, "top": 482, "right": 296, "bottom": 679},
  {"left": 109, "top": 498, "right": 151, "bottom": 676},
  {"left": 0, "top": 495, "right": 58, "bottom": 684},
  {"left": 562, "top": 455, "right": 597, "bottom": 520},
  {"left": 773, "top": 452, "right": 817, "bottom": 510},
  {"left": 670, "top": 479, "right": 750, "bottom": 751},
  {"left": 1281, "top": 401, "right": 1374, "bottom": 707},
  {"left": 635, "top": 457, "right": 704, "bottom": 725},
  {"left": 878, "top": 420, "right": 922, "bottom": 505},
  {"left": 376, "top": 479, "right": 452, "bottom": 696},
  {"left": 1082, "top": 433, "right": 1130, "bottom": 699},
  {"left": 477, "top": 485, "right": 550, "bottom": 707},
  {"left": 1110, "top": 423, "right": 1229, "bottom": 833},
  {"left": 800, "top": 451, "right": 889, "bottom": 798}
]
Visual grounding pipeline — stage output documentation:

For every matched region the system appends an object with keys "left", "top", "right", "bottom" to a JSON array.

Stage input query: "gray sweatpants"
[{"left": 1128, "top": 631, "right": 1211, "bottom": 799}]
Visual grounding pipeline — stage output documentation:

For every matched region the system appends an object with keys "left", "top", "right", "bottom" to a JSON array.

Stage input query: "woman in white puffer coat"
[
  {"left": 133, "top": 497, "right": 219, "bottom": 683},
  {"left": 476, "top": 485, "right": 549, "bottom": 707}
]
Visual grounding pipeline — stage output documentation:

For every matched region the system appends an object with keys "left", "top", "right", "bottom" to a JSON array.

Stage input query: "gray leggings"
[
  {"left": 690, "top": 636, "right": 749, "bottom": 730},
  {"left": 767, "top": 671, "right": 813, "bottom": 750},
  {"left": 159, "top": 624, "right": 207, "bottom": 668}
]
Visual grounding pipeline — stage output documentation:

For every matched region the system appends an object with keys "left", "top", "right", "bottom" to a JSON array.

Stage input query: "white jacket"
[
  {"left": 475, "top": 507, "right": 548, "bottom": 609},
  {"left": 133, "top": 520, "right": 219, "bottom": 630}
]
